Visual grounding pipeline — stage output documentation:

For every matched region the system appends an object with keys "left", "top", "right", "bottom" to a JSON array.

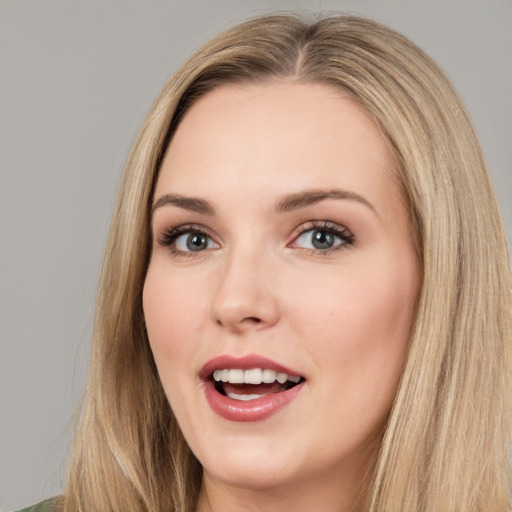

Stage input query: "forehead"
[{"left": 156, "top": 81, "right": 398, "bottom": 207}]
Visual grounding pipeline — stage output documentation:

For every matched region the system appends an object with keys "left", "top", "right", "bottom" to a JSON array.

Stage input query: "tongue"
[{"left": 222, "top": 382, "right": 286, "bottom": 396}]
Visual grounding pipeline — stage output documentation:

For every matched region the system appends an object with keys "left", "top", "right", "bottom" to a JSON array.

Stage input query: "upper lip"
[{"left": 199, "top": 354, "right": 303, "bottom": 380}]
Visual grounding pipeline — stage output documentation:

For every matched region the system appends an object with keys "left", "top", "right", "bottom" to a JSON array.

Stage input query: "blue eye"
[
  {"left": 293, "top": 224, "right": 354, "bottom": 252},
  {"left": 159, "top": 225, "right": 219, "bottom": 254},
  {"left": 175, "top": 232, "right": 217, "bottom": 252}
]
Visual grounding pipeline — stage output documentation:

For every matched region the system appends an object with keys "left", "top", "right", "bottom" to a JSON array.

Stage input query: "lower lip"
[{"left": 203, "top": 380, "right": 305, "bottom": 422}]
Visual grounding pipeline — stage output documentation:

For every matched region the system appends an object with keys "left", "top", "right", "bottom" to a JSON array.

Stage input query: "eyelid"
[
  {"left": 290, "top": 220, "right": 352, "bottom": 237},
  {"left": 157, "top": 223, "right": 220, "bottom": 251},
  {"left": 289, "top": 220, "right": 355, "bottom": 252}
]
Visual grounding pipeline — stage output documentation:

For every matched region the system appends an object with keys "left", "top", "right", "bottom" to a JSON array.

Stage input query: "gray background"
[{"left": 1, "top": 0, "right": 511, "bottom": 510}]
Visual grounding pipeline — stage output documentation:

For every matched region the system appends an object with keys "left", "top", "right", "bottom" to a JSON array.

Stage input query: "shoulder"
[{"left": 14, "top": 497, "right": 61, "bottom": 512}]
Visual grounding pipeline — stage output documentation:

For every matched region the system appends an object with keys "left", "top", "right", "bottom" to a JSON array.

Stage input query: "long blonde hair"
[{"left": 63, "top": 13, "right": 512, "bottom": 511}]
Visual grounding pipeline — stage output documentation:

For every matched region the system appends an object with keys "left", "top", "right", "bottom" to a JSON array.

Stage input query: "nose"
[{"left": 210, "top": 247, "right": 280, "bottom": 334}]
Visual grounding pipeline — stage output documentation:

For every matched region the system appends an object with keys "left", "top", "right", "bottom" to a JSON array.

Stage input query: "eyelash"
[
  {"left": 158, "top": 224, "right": 214, "bottom": 257},
  {"left": 157, "top": 221, "right": 355, "bottom": 257},
  {"left": 292, "top": 221, "right": 355, "bottom": 255}
]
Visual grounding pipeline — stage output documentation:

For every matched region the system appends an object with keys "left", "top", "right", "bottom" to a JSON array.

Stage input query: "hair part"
[{"left": 63, "top": 12, "right": 512, "bottom": 512}]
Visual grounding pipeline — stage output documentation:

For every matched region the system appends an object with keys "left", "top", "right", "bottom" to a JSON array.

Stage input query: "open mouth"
[
  {"left": 201, "top": 356, "right": 306, "bottom": 421},
  {"left": 211, "top": 368, "right": 305, "bottom": 401}
]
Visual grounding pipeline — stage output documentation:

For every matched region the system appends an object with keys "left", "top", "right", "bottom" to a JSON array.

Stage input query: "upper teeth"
[{"left": 213, "top": 368, "right": 301, "bottom": 385}]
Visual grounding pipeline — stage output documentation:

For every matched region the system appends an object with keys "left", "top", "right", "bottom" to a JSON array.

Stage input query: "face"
[{"left": 143, "top": 82, "right": 420, "bottom": 502}]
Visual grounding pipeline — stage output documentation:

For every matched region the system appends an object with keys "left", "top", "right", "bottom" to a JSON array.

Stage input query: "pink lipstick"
[{"left": 200, "top": 354, "right": 305, "bottom": 422}]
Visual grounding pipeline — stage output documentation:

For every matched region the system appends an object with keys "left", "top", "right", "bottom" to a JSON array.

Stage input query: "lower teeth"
[
  {"left": 225, "top": 392, "right": 266, "bottom": 401},
  {"left": 215, "top": 379, "right": 302, "bottom": 401}
]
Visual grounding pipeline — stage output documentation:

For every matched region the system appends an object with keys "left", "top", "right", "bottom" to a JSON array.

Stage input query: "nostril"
[
  {"left": 244, "top": 317, "right": 262, "bottom": 323},
  {"left": 216, "top": 316, "right": 262, "bottom": 330}
]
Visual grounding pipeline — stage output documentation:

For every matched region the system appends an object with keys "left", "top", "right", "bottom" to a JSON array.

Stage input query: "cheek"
[
  {"left": 142, "top": 264, "right": 208, "bottom": 383},
  {"left": 291, "top": 254, "right": 418, "bottom": 386}
]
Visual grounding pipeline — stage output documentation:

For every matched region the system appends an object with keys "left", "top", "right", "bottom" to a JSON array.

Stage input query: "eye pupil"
[
  {"left": 187, "top": 233, "right": 208, "bottom": 251},
  {"left": 312, "top": 230, "right": 334, "bottom": 249}
]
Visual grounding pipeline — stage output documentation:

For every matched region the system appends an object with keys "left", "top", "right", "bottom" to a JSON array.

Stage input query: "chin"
[
  {"left": 204, "top": 460, "right": 298, "bottom": 492},
  {"left": 197, "top": 435, "right": 303, "bottom": 491}
]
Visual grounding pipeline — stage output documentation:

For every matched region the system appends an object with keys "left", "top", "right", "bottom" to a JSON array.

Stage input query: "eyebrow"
[
  {"left": 151, "top": 194, "right": 215, "bottom": 216},
  {"left": 151, "top": 188, "right": 377, "bottom": 217},
  {"left": 274, "top": 189, "right": 377, "bottom": 216}
]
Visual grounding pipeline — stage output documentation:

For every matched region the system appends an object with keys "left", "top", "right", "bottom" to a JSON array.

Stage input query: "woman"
[{"left": 22, "top": 12, "right": 512, "bottom": 512}]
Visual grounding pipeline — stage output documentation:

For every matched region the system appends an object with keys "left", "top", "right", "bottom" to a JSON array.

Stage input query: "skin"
[{"left": 143, "top": 82, "right": 420, "bottom": 512}]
